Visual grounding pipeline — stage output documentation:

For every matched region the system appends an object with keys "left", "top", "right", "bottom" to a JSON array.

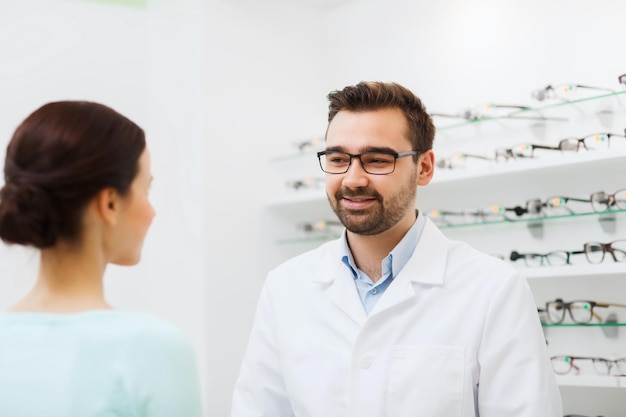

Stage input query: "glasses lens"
[
  {"left": 532, "top": 88, "right": 547, "bottom": 101},
  {"left": 361, "top": 153, "right": 396, "bottom": 174},
  {"left": 569, "top": 301, "right": 593, "bottom": 323},
  {"left": 584, "top": 242, "right": 605, "bottom": 264},
  {"left": 616, "top": 358, "right": 626, "bottom": 375},
  {"left": 511, "top": 144, "right": 534, "bottom": 158},
  {"left": 525, "top": 199, "right": 544, "bottom": 215},
  {"left": 437, "top": 153, "right": 467, "bottom": 170},
  {"left": 495, "top": 148, "right": 516, "bottom": 162},
  {"left": 551, "top": 356, "right": 572, "bottom": 374},
  {"left": 477, "top": 205, "right": 505, "bottom": 222},
  {"left": 590, "top": 191, "right": 610, "bottom": 212},
  {"left": 558, "top": 138, "right": 581, "bottom": 151},
  {"left": 592, "top": 358, "right": 611, "bottom": 375},
  {"left": 544, "top": 251, "right": 569, "bottom": 266},
  {"left": 436, "top": 158, "right": 453, "bottom": 169},
  {"left": 553, "top": 84, "right": 577, "bottom": 100},
  {"left": 582, "top": 133, "right": 610, "bottom": 151},
  {"left": 524, "top": 254, "right": 544, "bottom": 267},
  {"left": 320, "top": 151, "right": 350, "bottom": 173},
  {"left": 614, "top": 189, "right": 626, "bottom": 210},
  {"left": 611, "top": 240, "right": 626, "bottom": 262},
  {"left": 545, "top": 197, "right": 569, "bottom": 215},
  {"left": 546, "top": 300, "right": 566, "bottom": 323}
]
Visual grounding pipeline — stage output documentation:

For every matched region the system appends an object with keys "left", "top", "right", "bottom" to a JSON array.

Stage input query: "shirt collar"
[{"left": 340, "top": 211, "right": 427, "bottom": 280}]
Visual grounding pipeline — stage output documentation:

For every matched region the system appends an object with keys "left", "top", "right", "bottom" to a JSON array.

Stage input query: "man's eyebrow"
[{"left": 323, "top": 146, "right": 398, "bottom": 153}]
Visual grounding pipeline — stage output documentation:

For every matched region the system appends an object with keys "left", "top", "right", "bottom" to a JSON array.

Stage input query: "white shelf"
[
  {"left": 519, "top": 263, "right": 626, "bottom": 280},
  {"left": 431, "top": 146, "right": 626, "bottom": 185},
  {"left": 267, "top": 189, "right": 325, "bottom": 208},
  {"left": 557, "top": 375, "right": 626, "bottom": 388}
]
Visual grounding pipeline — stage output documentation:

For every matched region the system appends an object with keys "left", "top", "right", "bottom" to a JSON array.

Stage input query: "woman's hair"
[
  {"left": 326, "top": 81, "right": 435, "bottom": 155},
  {"left": 0, "top": 101, "right": 146, "bottom": 248}
]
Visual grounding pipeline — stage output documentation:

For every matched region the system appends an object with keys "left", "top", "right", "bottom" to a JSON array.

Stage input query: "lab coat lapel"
[
  {"left": 369, "top": 218, "right": 448, "bottom": 317},
  {"left": 313, "top": 240, "right": 368, "bottom": 327}
]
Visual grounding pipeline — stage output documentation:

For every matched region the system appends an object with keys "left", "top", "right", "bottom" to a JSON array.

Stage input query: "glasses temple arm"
[
  {"left": 532, "top": 144, "right": 562, "bottom": 151},
  {"left": 596, "top": 301, "right": 626, "bottom": 309},
  {"left": 575, "top": 84, "right": 615, "bottom": 92}
]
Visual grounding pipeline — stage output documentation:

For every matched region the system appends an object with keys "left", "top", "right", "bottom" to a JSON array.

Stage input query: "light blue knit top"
[{"left": 0, "top": 310, "right": 202, "bottom": 417}]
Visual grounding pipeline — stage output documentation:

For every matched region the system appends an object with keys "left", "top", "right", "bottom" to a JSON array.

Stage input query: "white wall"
[
  {"left": 323, "top": 0, "right": 624, "bottom": 109},
  {"left": 200, "top": 2, "right": 330, "bottom": 414},
  {"left": 0, "top": 0, "right": 211, "bottom": 411}
]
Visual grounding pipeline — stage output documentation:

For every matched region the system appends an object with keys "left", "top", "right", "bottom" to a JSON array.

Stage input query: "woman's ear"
[
  {"left": 417, "top": 150, "right": 435, "bottom": 186},
  {"left": 96, "top": 187, "right": 119, "bottom": 226}
]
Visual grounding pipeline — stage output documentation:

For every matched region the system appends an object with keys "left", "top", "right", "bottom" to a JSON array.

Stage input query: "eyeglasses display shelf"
[{"left": 556, "top": 375, "right": 626, "bottom": 388}]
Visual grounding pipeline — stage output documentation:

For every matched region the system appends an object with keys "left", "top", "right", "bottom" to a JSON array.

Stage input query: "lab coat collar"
[
  {"left": 312, "top": 218, "right": 448, "bottom": 287},
  {"left": 311, "top": 218, "right": 449, "bottom": 324}
]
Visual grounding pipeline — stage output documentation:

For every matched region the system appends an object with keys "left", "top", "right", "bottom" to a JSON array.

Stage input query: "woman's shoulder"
[
  {"left": 0, "top": 309, "right": 192, "bottom": 351},
  {"left": 97, "top": 310, "right": 193, "bottom": 349}
]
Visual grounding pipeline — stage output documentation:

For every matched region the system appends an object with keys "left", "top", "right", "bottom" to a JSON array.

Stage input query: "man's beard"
[{"left": 329, "top": 173, "right": 417, "bottom": 236}]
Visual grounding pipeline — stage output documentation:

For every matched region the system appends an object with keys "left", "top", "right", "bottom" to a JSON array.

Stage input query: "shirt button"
[
  {"left": 370, "top": 287, "right": 378, "bottom": 294},
  {"left": 360, "top": 358, "right": 372, "bottom": 369}
]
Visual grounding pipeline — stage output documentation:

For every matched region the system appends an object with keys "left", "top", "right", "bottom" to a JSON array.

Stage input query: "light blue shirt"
[
  {"left": 0, "top": 310, "right": 202, "bottom": 417},
  {"left": 341, "top": 212, "right": 426, "bottom": 314}
]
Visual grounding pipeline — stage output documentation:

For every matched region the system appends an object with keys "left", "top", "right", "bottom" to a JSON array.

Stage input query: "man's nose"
[{"left": 341, "top": 156, "right": 369, "bottom": 188}]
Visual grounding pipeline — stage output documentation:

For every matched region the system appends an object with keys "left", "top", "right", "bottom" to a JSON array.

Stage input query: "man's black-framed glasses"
[{"left": 317, "top": 150, "right": 419, "bottom": 175}]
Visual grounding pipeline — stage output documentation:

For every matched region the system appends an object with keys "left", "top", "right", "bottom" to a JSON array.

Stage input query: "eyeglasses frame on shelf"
[
  {"left": 545, "top": 298, "right": 626, "bottom": 325},
  {"left": 551, "top": 354, "right": 626, "bottom": 376},
  {"left": 509, "top": 250, "right": 584, "bottom": 267},
  {"left": 583, "top": 239, "right": 626, "bottom": 264},
  {"left": 532, "top": 83, "right": 615, "bottom": 101}
]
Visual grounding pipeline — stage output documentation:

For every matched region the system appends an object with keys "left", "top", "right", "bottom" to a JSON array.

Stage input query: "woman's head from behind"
[{"left": 0, "top": 101, "right": 152, "bottom": 264}]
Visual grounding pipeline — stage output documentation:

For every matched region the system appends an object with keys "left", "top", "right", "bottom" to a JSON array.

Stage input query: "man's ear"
[
  {"left": 96, "top": 187, "right": 119, "bottom": 226},
  {"left": 417, "top": 150, "right": 435, "bottom": 186}
]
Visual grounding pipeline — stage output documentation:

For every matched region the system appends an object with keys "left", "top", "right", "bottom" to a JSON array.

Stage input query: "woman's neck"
[{"left": 9, "top": 243, "right": 111, "bottom": 313}]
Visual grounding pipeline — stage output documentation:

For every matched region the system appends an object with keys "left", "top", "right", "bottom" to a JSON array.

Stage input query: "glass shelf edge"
[
  {"left": 542, "top": 323, "right": 626, "bottom": 327},
  {"left": 276, "top": 235, "right": 339, "bottom": 245},
  {"left": 435, "top": 90, "right": 626, "bottom": 131},
  {"left": 435, "top": 209, "right": 626, "bottom": 230}
]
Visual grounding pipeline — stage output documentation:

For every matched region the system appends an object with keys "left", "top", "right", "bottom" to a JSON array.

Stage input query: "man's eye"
[{"left": 364, "top": 155, "right": 393, "bottom": 165}]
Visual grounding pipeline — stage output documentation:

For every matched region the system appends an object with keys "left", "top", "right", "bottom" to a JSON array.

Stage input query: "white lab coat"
[{"left": 231, "top": 218, "right": 562, "bottom": 417}]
